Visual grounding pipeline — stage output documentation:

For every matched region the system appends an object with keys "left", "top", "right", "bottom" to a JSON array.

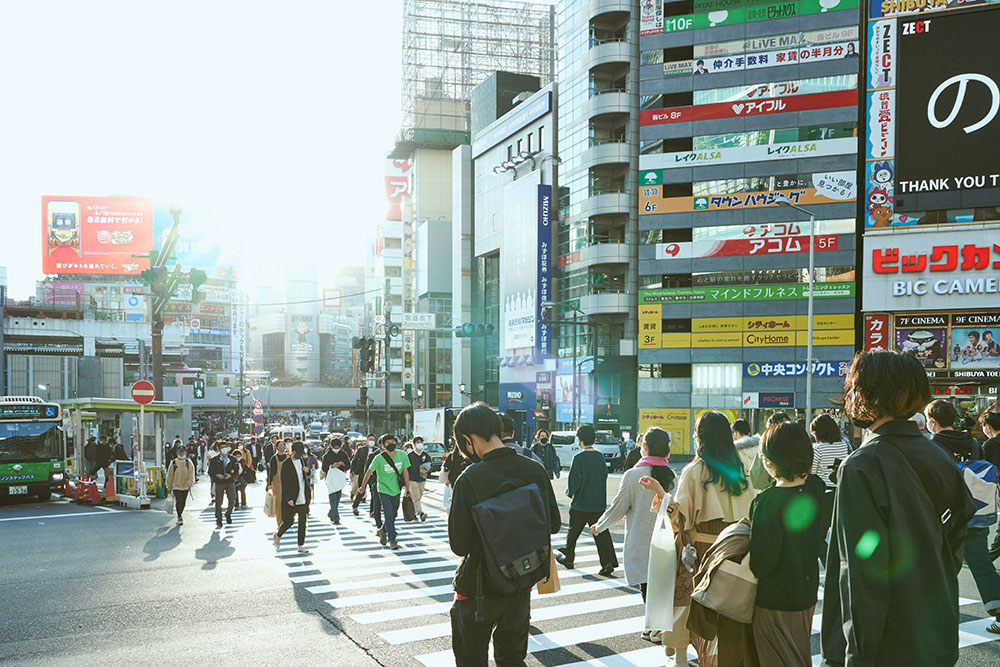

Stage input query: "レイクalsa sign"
[{"left": 863, "top": 227, "right": 1000, "bottom": 312}]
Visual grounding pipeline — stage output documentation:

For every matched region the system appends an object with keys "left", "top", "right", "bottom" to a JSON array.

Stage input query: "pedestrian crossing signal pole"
[{"left": 384, "top": 301, "right": 392, "bottom": 436}]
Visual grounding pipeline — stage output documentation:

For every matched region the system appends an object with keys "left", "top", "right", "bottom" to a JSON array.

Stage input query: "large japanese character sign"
[{"left": 895, "top": 11, "right": 1000, "bottom": 210}]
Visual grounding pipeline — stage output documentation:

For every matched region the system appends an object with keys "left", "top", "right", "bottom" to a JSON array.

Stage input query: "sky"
[{"left": 0, "top": 0, "right": 403, "bottom": 300}]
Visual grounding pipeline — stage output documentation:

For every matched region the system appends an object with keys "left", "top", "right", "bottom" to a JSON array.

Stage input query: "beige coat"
[{"left": 166, "top": 458, "right": 195, "bottom": 491}]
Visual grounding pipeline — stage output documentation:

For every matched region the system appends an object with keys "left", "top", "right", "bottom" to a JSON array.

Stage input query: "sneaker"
[
  {"left": 297, "top": 546, "right": 310, "bottom": 554},
  {"left": 650, "top": 631, "right": 663, "bottom": 644},
  {"left": 379, "top": 529, "right": 387, "bottom": 546},
  {"left": 419, "top": 512, "right": 427, "bottom": 523},
  {"left": 353, "top": 507, "right": 359, "bottom": 516},
  {"left": 389, "top": 540, "right": 400, "bottom": 550},
  {"left": 177, "top": 516, "right": 184, "bottom": 525},
  {"left": 333, "top": 519, "right": 340, "bottom": 525},
  {"left": 226, "top": 517, "right": 232, "bottom": 525},
  {"left": 987, "top": 620, "right": 1000, "bottom": 635},
  {"left": 216, "top": 522, "right": 223, "bottom": 529},
  {"left": 640, "top": 631, "right": 652, "bottom": 642},
  {"left": 598, "top": 564, "right": 616, "bottom": 577}
]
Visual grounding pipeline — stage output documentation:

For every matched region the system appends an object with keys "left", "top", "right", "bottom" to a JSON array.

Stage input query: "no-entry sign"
[{"left": 131, "top": 380, "right": 156, "bottom": 405}]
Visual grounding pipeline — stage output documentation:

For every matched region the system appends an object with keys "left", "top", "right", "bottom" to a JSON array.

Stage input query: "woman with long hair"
[
  {"left": 641, "top": 411, "right": 753, "bottom": 665},
  {"left": 592, "top": 427, "right": 676, "bottom": 643}
]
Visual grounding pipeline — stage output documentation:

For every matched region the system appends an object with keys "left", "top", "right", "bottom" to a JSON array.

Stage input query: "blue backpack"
[{"left": 957, "top": 458, "right": 998, "bottom": 528}]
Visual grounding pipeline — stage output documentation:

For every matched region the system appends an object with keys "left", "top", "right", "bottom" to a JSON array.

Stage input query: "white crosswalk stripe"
[{"left": 192, "top": 487, "right": 1000, "bottom": 667}]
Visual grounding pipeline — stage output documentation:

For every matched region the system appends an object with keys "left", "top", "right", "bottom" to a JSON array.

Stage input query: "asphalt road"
[{"left": 1, "top": 468, "right": 998, "bottom": 667}]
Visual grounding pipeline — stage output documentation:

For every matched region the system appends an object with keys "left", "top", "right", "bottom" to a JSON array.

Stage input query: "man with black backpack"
[{"left": 448, "top": 402, "right": 561, "bottom": 665}]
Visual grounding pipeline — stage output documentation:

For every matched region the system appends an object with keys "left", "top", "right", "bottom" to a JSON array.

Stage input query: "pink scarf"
[{"left": 637, "top": 455, "right": 670, "bottom": 468}]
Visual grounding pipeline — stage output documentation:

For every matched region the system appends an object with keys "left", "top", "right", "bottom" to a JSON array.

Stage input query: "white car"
[{"left": 549, "top": 431, "right": 581, "bottom": 469}]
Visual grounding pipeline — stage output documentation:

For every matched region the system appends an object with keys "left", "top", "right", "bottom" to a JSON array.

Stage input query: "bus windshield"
[{"left": 0, "top": 422, "right": 63, "bottom": 463}]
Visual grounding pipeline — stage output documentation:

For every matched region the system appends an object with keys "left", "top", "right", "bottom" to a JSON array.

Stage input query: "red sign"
[
  {"left": 657, "top": 234, "right": 838, "bottom": 259},
  {"left": 42, "top": 196, "right": 153, "bottom": 275},
  {"left": 872, "top": 243, "right": 1000, "bottom": 274},
  {"left": 131, "top": 380, "right": 156, "bottom": 405},
  {"left": 864, "top": 314, "right": 889, "bottom": 351},
  {"left": 640, "top": 89, "right": 856, "bottom": 126}
]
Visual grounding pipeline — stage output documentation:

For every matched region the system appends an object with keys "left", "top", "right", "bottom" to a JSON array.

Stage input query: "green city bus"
[{"left": 0, "top": 396, "right": 67, "bottom": 501}]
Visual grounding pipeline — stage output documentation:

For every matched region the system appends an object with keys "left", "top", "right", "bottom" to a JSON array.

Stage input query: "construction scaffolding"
[{"left": 399, "top": 0, "right": 556, "bottom": 149}]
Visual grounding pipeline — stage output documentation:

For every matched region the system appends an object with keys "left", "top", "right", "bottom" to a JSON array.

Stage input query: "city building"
[
  {"left": 636, "top": 1, "right": 862, "bottom": 452},
  {"left": 456, "top": 77, "right": 556, "bottom": 440},
  {"left": 385, "top": 0, "right": 556, "bottom": 411},
  {"left": 553, "top": 0, "right": 639, "bottom": 435},
  {"left": 860, "top": 3, "right": 1000, "bottom": 415}
]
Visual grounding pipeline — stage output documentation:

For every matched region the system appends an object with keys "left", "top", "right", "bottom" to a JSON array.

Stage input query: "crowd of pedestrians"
[{"left": 151, "top": 349, "right": 1000, "bottom": 666}]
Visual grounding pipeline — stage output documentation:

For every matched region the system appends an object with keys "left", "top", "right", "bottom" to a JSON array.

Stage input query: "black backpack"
[{"left": 471, "top": 482, "right": 551, "bottom": 596}]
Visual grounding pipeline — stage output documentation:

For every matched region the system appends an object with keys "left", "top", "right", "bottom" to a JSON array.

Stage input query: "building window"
[
  {"left": 537, "top": 126, "right": 543, "bottom": 151},
  {"left": 527, "top": 133, "right": 533, "bottom": 152},
  {"left": 507, "top": 145, "right": 513, "bottom": 161},
  {"left": 517, "top": 138, "right": 523, "bottom": 155}
]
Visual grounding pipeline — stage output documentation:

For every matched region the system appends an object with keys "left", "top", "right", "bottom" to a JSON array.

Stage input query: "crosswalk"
[{"left": 186, "top": 481, "right": 1000, "bottom": 666}]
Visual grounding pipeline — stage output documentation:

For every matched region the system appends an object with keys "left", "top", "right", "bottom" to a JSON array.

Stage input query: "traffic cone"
[{"left": 104, "top": 476, "right": 116, "bottom": 503}]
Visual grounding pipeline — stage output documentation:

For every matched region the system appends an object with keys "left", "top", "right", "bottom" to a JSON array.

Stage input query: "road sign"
[
  {"left": 402, "top": 312, "right": 436, "bottom": 330},
  {"left": 253, "top": 424, "right": 264, "bottom": 436},
  {"left": 253, "top": 399, "right": 263, "bottom": 410},
  {"left": 252, "top": 413, "right": 264, "bottom": 424},
  {"left": 131, "top": 380, "right": 155, "bottom": 405}
]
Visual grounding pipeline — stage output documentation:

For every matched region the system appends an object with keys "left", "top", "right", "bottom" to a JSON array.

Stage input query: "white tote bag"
[
  {"left": 644, "top": 493, "right": 677, "bottom": 632},
  {"left": 324, "top": 467, "right": 347, "bottom": 495}
]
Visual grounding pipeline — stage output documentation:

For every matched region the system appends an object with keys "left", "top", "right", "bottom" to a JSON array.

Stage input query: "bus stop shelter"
[{"left": 59, "top": 398, "right": 185, "bottom": 473}]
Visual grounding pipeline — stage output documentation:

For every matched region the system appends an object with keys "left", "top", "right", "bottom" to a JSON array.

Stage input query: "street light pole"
[
  {"left": 774, "top": 196, "right": 816, "bottom": 421},
  {"left": 573, "top": 309, "right": 578, "bottom": 427}
]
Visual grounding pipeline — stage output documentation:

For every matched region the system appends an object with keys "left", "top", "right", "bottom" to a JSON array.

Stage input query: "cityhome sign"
[{"left": 863, "top": 227, "right": 1000, "bottom": 311}]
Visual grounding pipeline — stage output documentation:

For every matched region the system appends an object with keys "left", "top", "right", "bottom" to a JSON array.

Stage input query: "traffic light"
[
  {"left": 189, "top": 269, "right": 207, "bottom": 305},
  {"left": 360, "top": 386, "right": 368, "bottom": 404},
  {"left": 454, "top": 323, "right": 496, "bottom": 338},
  {"left": 358, "top": 337, "right": 372, "bottom": 373},
  {"left": 140, "top": 266, "right": 168, "bottom": 297},
  {"left": 193, "top": 378, "right": 205, "bottom": 399}
]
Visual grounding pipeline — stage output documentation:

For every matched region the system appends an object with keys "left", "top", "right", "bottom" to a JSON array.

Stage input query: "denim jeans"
[
  {"left": 327, "top": 490, "right": 342, "bottom": 521},
  {"left": 965, "top": 526, "right": 1000, "bottom": 617},
  {"left": 379, "top": 492, "right": 400, "bottom": 542}
]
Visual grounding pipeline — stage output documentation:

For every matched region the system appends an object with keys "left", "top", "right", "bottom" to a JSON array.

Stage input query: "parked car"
[
  {"left": 549, "top": 431, "right": 581, "bottom": 469},
  {"left": 593, "top": 430, "right": 625, "bottom": 472},
  {"left": 420, "top": 441, "right": 448, "bottom": 474}
]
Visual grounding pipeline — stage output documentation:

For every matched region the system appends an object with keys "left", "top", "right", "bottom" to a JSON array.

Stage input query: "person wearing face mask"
[
  {"left": 165, "top": 445, "right": 196, "bottom": 525},
  {"left": 820, "top": 351, "right": 976, "bottom": 666},
  {"left": 408, "top": 436, "right": 432, "bottom": 522},
  {"left": 322, "top": 437, "right": 351, "bottom": 524},
  {"left": 207, "top": 441, "right": 241, "bottom": 528},
  {"left": 360, "top": 434, "right": 411, "bottom": 550},
  {"left": 273, "top": 441, "right": 312, "bottom": 553},
  {"left": 530, "top": 430, "right": 560, "bottom": 480},
  {"left": 447, "top": 403, "right": 561, "bottom": 664},
  {"left": 350, "top": 435, "right": 375, "bottom": 515}
]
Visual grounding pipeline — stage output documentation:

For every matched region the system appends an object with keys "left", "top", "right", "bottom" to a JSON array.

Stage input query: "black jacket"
[
  {"left": 95, "top": 443, "right": 112, "bottom": 467},
  {"left": 208, "top": 454, "right": 241, "bottom": 484},
  {"left": 983, "top": 435, "right": 1000, "bottom": 470},
  {"left": 322, "top": 448, "right": 351, "bottom": 475},
  {"left": 279, "top": 456, "right": 312, "bottom": 507},
  {"left": 931, "top": 429, "right": 981, "bottom": 461},
  {"left": 263, "top": 443, "right": 276, "bottom": 463},
  {"left": 820, "top": 420, "right": 975, "bottom": 667},
  {"left": 442, "top": 449, "right": 470, "bottom": 486},
  {"left": 112, "top": 444, "right": 129, "bottom": 461},
  {"left": 351, "top": 444, "right": 371, "bottom": 476},
  {"left": 448, "top": 447, "right": 560, "bottom": 598}
]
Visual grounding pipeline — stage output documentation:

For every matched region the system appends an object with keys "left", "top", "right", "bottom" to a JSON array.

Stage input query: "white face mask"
[
  {"left": 414, "top": 443, "right": 422, "bottom": 452},
  {"left": 221, "top": 447, "right": 230, "bottom": 455}
]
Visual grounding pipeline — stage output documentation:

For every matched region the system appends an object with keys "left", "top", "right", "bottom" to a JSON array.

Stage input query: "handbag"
[
  {"left": 164, "top": 493, "right": 175, "bottom": 515},
  {"left": 442, "top": 483, "right": 452, "bottom": 510},
  {"left": 645, "top": 492, "right": 676, "bottom": 630},
  {"left": 536, "top": 546, "right": 561, "bottom": 595},
  {"left": 690, "top": 552, "right": 757, "bottom": 625},
  {"left": 264, "top": 491, "right": 275, "bottom": 518}
]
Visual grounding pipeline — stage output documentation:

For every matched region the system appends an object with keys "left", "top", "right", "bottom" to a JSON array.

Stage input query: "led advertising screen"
[
  {"left": 41, "top": 196, "right": 153, "bottom": 275},
  {"left": 894, "top": 9, "right": 1000, "bottom": 210}
]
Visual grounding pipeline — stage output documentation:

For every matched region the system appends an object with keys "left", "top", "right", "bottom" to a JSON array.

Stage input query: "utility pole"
[{"left": 384, "top": 306, "right": 392, "bottom": 436}]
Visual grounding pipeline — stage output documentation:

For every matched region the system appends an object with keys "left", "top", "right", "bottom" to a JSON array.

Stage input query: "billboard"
[
  {"left": 42, "top": 196, "right": 153, "bottom": 275},
  {"left": 639, "top": 282, "right": 855, "bottom": 304},
  {"left": 862, "top": 226, "right": 1000, "bottom": 311},
  {"left": 639, "top": 138, "right": 856, "bottom": 170},
  {"left": 152, "top": 205, "right": 237, "bottom": 278},
  {"left": 640, "top": 172, "right": 856, "bottom": 215},
  {"left": 655, "top": 234, "right": 838, "bottom": 260},
  {"left": 501, "top": 172, "right": 550, "bottom": 357},
  {"left": 289, "top": 313, "right": 314, "bottom": 353},
  {"left": 663, "top": 0, "right": 861, "bottom": 33},
  {"left": 894, "top": 9, "right": 1000, "bottom": 208},
  {"left": 385, "top": 159, "right": 411, "bottom": 221},
  {"left": 413, "top": 408, "right": 446, "bottom": 444},
  {"left": 639, "top": 0, "right": 664, "bottom": 35},
  {"left": 637, "top": 408, "right": 691, "bottom": 455},
  {"left": 641, "top": 89, "right": 856, "bottom": 125}
]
